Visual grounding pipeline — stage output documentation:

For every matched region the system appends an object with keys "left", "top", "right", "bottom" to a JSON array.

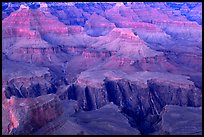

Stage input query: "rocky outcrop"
[
  {"left": 33, "top": 100, "right": 84, "bottom": 135},
  {"left": 7, "top": 46, "right": 70, "bottom": 65},
  {"left": 104, "top": 2, "right": 137, "bottom": 27},
  {"left": 4, "top": 76, "right": 53, "bottom": 99},
  {"left": 2, "top": 58, "right": 56, "bottom": 99},
  {"left": 84, "top": 13, "right": 115, "bottom": 37},
  {"left": 2, "top": 8, "right": 67, "bottom": 36},
  {"left": 2, "top": 94, "right": 63, "bottom": 135},
  {"left": 2, "top": 5, "right": 70, "bottom": 51},
  {"left": 34, "top": 103, "right": 140, "bottom": 135},
  {"left": 91, "top": 28, "right": 164, "bottom": 61},
  {"left": 3, "top": 73, "right": 201, "bottom": 135},
  {"left": 67, "top": 84, "right": 109, "bottom": 111},
  {"left": 147, "top": 79, "right": 202, "bottom": 108},
  {"left": 68, "top": 70, "right": 201, "bottom": 133}
]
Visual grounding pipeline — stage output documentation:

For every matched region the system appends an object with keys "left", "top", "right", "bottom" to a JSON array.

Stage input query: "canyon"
[{"left": 2, "top": 2, "right": 202, "bottom": 135}]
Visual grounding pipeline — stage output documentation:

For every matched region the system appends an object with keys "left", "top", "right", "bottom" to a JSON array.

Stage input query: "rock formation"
[
  {"left": 84, "top": 13, "right": 115, "bottom": 37},
  {"left": 34, "top": 103, "right": 140, "bottom": 135},
  {"left": 2, "top": 94, "right": 63, "bottom": 135},
  {"left": 157, "top": 105, "right": 202, "bottom": 135},
  {"left": 2, "top": 2, "right": 202, "bottom": 135}
]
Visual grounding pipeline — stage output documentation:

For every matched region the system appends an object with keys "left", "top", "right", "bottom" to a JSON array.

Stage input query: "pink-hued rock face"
[
  {"left": 2, "top": 94, "right": 63, "bottom": 135},
  {"left": 2, "top": 2, "right": 202, "bottom": 135},
  {"left": 2, "top": 9, "right": 67, "bottom": 39}
]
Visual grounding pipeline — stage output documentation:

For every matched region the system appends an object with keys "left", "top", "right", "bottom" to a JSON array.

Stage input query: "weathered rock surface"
[
  {"left": 2, "top": 57, "right": 53, "bottom": 99},
  {"left": 2, "top": 94, "right": 63, "bottom": 135},
  {"left": 33, "top": 99, "right": 84, "bottom": 135},
  {"left": 158, "top": 105, "right": 202, "bottom": 135},
  {"left": 34, "top": 103, "right": 140, "bottom": 135},
  {"left": 84, "top": 13, "right": 115, "bottom": 37},
  {"left": 2, "top": 2, "right": 202, "bottom": 135},
  {"left": 72, "top": 70, "right": 202, "bottom": 133}
]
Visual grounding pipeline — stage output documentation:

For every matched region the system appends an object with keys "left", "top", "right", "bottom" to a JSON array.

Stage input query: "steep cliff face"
[
  {"left": 2, "top": 94, "right": 63, "bottom": 135},
  {"left": 147, "top": 79, "right": 201, "bottom": 108},
  {"left": 4, "top": 75, "right": 53, "bottom": 99},
  {"left": 2, "top": 57, "right": 57, "bottom": 99},
  {"left": 33, "top": 103, "right": 140, "bottom": 135},
  {"left": 83, "top": 77, "right": 200, "bottom": 109},
  {"left": 64, "top": 70, "right": 201, "bottom": 134},
  {"left": 67, "top": 84, "right": 109, "bottom": 111}
]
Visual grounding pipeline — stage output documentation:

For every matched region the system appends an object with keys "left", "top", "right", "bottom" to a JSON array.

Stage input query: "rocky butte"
[{"left": 2, "top": 2, "right": 202, "bottom": 135}]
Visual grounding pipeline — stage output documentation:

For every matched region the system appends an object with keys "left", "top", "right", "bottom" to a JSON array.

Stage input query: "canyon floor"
[{"left": 2, "top": 2, "right": 202, "bottom": 135}]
